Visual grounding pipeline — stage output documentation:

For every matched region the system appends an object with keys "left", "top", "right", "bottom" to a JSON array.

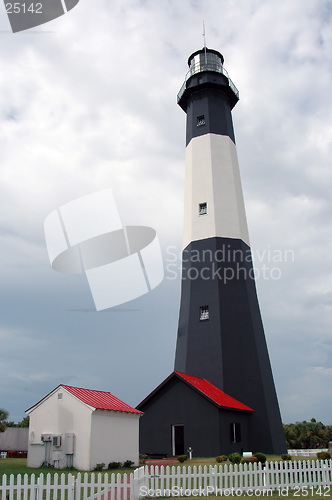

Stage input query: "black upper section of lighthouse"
[{"left": 177, "top": 48, "right": 239, "bottom": 146}]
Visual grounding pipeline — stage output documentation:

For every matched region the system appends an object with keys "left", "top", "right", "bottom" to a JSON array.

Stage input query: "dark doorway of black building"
[{"left": 172, "top": 424, "right": 184, "bottom": 456}]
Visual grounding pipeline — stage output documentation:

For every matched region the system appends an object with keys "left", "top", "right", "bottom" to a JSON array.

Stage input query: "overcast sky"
[{"left": 0, "top": 0, "right": 331, "bottom": 429}]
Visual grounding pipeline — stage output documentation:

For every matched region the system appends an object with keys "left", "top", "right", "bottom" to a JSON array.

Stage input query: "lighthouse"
[{"left": 137, "top": 47, "right": 286, "bottom": 456}]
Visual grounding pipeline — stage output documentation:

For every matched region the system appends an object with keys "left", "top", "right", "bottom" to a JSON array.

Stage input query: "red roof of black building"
[{"left": 136, "top": 371, "right": 253, "bottom": 412}]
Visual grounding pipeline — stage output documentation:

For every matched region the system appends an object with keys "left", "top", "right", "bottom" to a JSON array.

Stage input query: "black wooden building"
[{"left": 137, "top": 371, "right": 253, "bottom": 457}]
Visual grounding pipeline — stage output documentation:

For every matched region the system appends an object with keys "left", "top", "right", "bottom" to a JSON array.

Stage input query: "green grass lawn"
[
  {"left": 0, "top": 458, "right": 134, "bottom": 482},
  {"left": 0, "top": 455, "right": 307, "bottom": 478},
  {"left": 0, "top": 458, "right": 30, "bottom": 477}
]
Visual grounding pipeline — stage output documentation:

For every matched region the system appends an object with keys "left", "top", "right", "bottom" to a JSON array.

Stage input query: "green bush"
[
  {"left": 281, "top": 454, "right": 292, "bottom": 461},
  {"left": 107, "top": 461, "right": 122, "bottom": 469},
  {"left": 41, "top": 462, "right": 54, "bottom": 469},
  {"left": 317, "top": 451, "right": 331, "bottom": 460},
  {"left": 94, "top": 463, "right": 105, "bottom": 471},
  {"left": 177, "top": 455, "right": 188, "bottom": 463},
  {"left": 241, "top": 458, "right": 250, "bottom": 464},
  {"left": 139, "top": 454, "right": 148, "bottom": 464},
  {"left": 253, "top": 453, "right": 266, "bottom": 464},
  {"left": 123, "top": 460, "right": 134, "bottom": 468},
  {"left": 216, "top": 455, "right": 228, "bottom": 463},
  {"left": 228, "top": 452, "right": 241, "bottom": 464}
]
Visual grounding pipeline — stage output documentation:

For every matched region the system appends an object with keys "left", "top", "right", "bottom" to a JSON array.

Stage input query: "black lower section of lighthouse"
[
  {"left": 137, "top": 47, "right": 286, "bottom": 456},
  {"left": 174, "top": 237, "right": 285, "bottom": 453}
]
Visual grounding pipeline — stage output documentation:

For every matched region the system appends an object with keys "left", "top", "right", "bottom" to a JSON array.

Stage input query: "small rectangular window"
[
  {"left": 197, "top": 115, "right": 205, "bottom": 127},
  {"left": 230, "top": 422, "right": 241, "bottom": 443},
  {"left": 199, "top": 202, "right": 207, "bottom": 215},
  {"left": 58, "top": 393, "right": 63, "bottom": 400},
  {"left": 200, "top": 306, "right": 209, "bottom": 321}
]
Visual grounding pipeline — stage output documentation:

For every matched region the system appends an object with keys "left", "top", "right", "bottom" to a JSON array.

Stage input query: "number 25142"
[{"left": 5, "top": 3, "right": 42, "bottom": 14}]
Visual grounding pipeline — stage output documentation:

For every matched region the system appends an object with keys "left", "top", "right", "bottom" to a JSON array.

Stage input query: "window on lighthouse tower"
[
  {"left": 197, "top": 115, "right": 205, "bottom": 127},
  {"left": 199, "top": 202, "right": 207, "bottom": 215},
  {"left": 200, "top": 306, "right": 209, "bottom": 321}
]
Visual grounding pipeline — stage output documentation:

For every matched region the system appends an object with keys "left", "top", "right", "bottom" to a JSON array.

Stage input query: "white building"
[{"left": 26, "top": 384, "right": 142, "bottom": 470}]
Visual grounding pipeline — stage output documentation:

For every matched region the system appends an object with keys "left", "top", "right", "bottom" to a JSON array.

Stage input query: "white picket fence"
[
  {"left": 288, "top": 449, "right": 329, "bottom": 457},
  {"left": 0, "top": 461, "right": 331, "bottom": 499},
  {"left": 0, "top": 470, "right": 137, "bottom": 500},
  {"left": 143, "top": 461, "right": 332, "bottom": 495}
]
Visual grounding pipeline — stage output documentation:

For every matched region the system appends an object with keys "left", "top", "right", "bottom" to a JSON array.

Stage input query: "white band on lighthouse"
[
  {"left": 44, "top": 189, "right": 164, "bottom": 310},
  {"left": 183, "top": 134, "right": 250, "bottom": 249}
]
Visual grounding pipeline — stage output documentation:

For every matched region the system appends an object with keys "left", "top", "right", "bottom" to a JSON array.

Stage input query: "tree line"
[
  {"left": 283, "top": 418, "right": 332, "bottom": 449},
  {"left": 0, "top": 408, "right": 29, "bottom": 431}
]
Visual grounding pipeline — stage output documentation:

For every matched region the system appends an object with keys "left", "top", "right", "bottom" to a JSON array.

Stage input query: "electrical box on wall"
[
  {"left": 65, "top": 433, "right": 75, "bottom": 455},
  {"left": 41, "top": 434, "right": 52, "bottom": 442}
]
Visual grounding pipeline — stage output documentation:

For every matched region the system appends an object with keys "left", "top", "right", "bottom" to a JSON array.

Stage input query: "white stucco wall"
[
  {"left": 90, "top": 410, "right": 140, "bottom": 470},
  {"left": 27, "top": 387, "right": 93, "bottom": 470}
]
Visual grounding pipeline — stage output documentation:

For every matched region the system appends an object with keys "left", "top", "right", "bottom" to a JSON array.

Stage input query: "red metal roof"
[
  {"left": 26, "top": 385, "right": 142, "bottom": 415},
  {"left": 174, "top": 372, "right": 253, "bottom": 412},
  {"left": 61, "top": 385, "right": 143, "bottom": 414}
]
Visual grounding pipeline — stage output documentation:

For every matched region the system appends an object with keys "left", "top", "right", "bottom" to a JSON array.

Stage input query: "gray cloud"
[{"left": 0, "top": 0, "right": 331, "bottom": 426}]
